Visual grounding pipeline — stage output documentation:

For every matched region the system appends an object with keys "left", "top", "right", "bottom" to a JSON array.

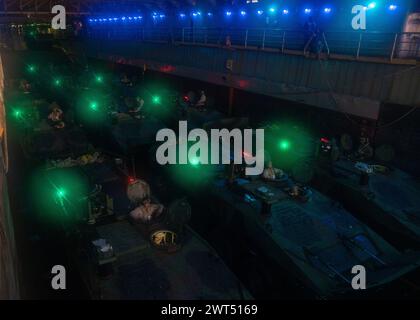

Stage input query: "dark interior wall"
[
  {"left": 111, "top": 59, "right": 420, "bottom": 177},
  {"left": 375, "top": 104, "right": 420, "bottom": 176},
  {"left": 4, "top": 48, "right": 419, "bottom": 177}
]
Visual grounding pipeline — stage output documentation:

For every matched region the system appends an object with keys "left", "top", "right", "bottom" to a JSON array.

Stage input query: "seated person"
[
  {"left": 195, "top": 90, "right": 207, "bottom": 110},
  {"left": 120, "top": 73, "right": 132, "bottom": 86},
  {"left": 128, "top": 96, "right": 144, "bottom": 119},
  {"left": 356, "top": 136, "right": 373, "bottom": 160},
  {"left": 262, "top": 161, "right": 284, "bottom": 181},
  {"left": 127, "top": 179, "right": 164, "bottom": 223},
  {"left": 20, "top": 79, "right": 31, "bottom": 94},
  {"left": 47, "top": 102, "right": 65, "bottom": 129}
]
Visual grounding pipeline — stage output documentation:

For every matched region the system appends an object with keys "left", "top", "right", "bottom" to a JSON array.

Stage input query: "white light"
[
  {"left": 257, "top": 10, "right": 264, "bottom": 15},
  {"left": 240, "top": 11, "right": 247, "bottom": 16},
  {"left": 324, "top": 7, "right": 331, "bottom": 13},
  {"left": 304, "top": 8, "right": 311, "bottom": 14},
  {"left": 226, "top": 11, "right": 232, "bottom": 16},
  {"left": 282, "top": 9, "right": 289, "bottom": 15},
  {"left": 368, "top": 2, "right": 376, "bottom": 9},
  {"left": 389, "top": 4, "right": 397, "bottom": 10}
]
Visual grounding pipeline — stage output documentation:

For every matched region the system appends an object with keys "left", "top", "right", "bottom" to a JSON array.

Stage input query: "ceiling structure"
[{"left": 0, "top": 0, "right": 226, "bottom": 16}]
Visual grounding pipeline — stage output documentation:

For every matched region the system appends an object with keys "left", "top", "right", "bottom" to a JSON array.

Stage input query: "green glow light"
[
  {"left": 54, "top": 79, "right": 62, "bottom": 87},
  {"left": 152, "top": 96, "right": 161, "bottom": 104},
  {"left": 189, "top": 156, "right": 200, "bottom": 166},
  {"left": 56, "top": 188, "right": 66, "bottom": 199},
  {"left": 89, "top": 102, "right": 98, "bottom": 111},
  {"left": 279, "top": 139, "right": 291, "bottom": 151},
  {"left": 95, "top": 75, "right": 103, "bottom": 83},
  {"left": 27, "top": 65, "right": 36, "bottom": 73},
  {"left": 13, "top": 109, "right": 23, "bottom": 118}
]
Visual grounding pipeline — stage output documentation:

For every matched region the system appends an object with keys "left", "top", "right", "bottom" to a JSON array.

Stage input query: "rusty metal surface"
[
  {"left": 0, "top": 54, "right": 19, "bottom": 300},
  {"left": 76, "top": 40, "right": 419, "bottom": 118}
]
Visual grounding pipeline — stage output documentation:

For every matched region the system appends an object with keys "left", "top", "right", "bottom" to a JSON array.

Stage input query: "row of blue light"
[
  {"left": 89, "top": 16, "right": 143, "bottom": 22},
  {"left": 88, "top": 3, "right": 398, "bottom": 23}
]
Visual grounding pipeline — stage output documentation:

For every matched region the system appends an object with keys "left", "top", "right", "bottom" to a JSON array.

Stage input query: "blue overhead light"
[
  {"left": 324, "top": 7, "right": 332, "bottom": 13},
  {"left": 159, "top": 14, "right": 165, "bottom": 18},
  {"left": 257, "top": 10, "right": 264, "bottom": 15},
  {"left": 388, "top": 4, "right": 397, "bottom": 10},
  {"left": 207, "top": 12, "right": 213, "bottom": 17},
  {"left": 269, "top": 7, "right": 276, "bottom": 13},
  {"left": 113, "top": 17, "right": 118, "bottom": 21},
  {"left": 121, "top": 16, "right": 126, "bottom": 21},
  {"left": 304, "top": 8, "right": 312, "bottom": 14},
  {"left": 88, "top": 19, "right": 93, "bottom": 22},
  {"left": 240, "top": 10, "right": 247, "bottom": 16},
  {"left": 94, "top": 19, "right": 98, "bottom": 22},
  {"left": 226, "top": 11, "right": 232, "bottom": 16},
  {"left": 282, "top": 9, "right": 289, "bottom": 15},
  {"left": 179, "top": 13, "right": 186, "bottom": 18}
]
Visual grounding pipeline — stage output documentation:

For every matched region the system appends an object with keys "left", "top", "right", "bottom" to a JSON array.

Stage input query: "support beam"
[{"left": 228, "top": 87, "right": 235, "bottom": 116}]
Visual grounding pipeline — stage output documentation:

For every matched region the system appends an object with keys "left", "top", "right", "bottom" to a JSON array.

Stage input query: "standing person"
[
  {"left": 303, "top": 17, "right": 317, "bottom": 52},
  {"left": 225, "top": 35, "right": 232, "bottom": 48},
  {"left": 357, "top": 120, "right": 374, "bottom": 159},
  {"left": 195, "top": 90, "right": 207, "bottom": 111}
]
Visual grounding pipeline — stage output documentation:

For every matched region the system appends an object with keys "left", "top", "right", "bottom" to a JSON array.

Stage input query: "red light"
[
  {"left": 320, "top": 137, "right": 330, "bottom": 143},
  {"left": 183, "top": 95, "right": 189, "bottom": 102},
  {"left": 128, "top": 177, "right": 137, "bottom": 184},
  {"left": 242, "top": 151, "right": 251, "bottom": 158}
]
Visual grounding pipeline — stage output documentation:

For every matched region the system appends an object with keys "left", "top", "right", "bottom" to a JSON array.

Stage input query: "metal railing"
[{"left": 87, "top": 27, "right": 420, "bottom": 61}]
